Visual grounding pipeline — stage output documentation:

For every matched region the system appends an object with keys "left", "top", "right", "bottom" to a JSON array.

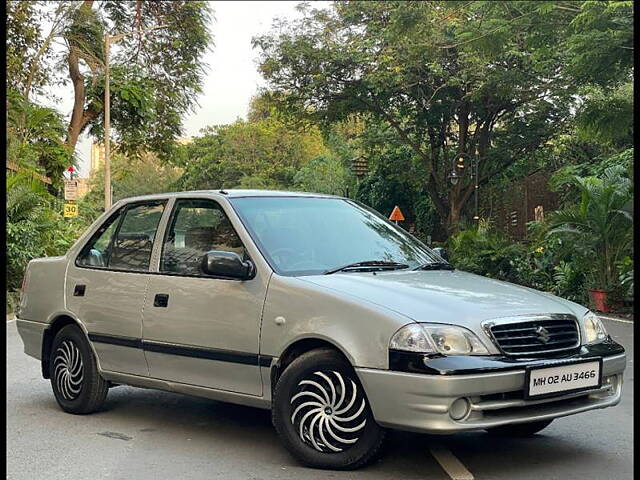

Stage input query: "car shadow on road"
[
  {"left": 46, "top": 384, "right": 622, "bottom": 479},
  {"left": 86, "top": 386, "right": 447, "bottom": 478}
]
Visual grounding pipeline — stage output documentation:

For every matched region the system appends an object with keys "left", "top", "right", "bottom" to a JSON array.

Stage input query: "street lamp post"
[
  {"left": 103, "top": 25, "right": 167, "bottom": 211},
  {"left": 448, "top": 151, "right": 481, "bottom": 221}
]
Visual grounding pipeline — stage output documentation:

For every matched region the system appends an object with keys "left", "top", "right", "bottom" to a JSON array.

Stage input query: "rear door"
[
  {"left": 66, "top": 200, "right": 167, "bottom": 376},
  {"left": 141, "top": 197, "right": 269, "bottom": 396}
]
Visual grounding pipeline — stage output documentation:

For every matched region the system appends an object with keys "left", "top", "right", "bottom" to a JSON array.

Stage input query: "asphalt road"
[{"left": 6, "top": 318, "right": 633, "bottom": 480}]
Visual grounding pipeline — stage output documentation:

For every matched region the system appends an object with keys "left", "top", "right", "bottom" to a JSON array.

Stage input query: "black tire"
[
  {"left": 272, "top": 348, "right": 387, "bottom": 470},
  {"left": 50, "top": 324, "right": 108, "bottom": 414},
  {"left": 485, "top": 419, "right": 553, "bottom": 437}
]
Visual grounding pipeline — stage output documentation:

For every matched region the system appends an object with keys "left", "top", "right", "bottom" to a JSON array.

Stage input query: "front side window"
[
  {"left": 77, "top": 201, "right": 165, "bottom": 271},
  {"left": 76, "top": 210, "right": 123, "bottom": 268},
  {"left": 230, "top": 197, "right": 440, "bottom": 276},
  {"left": 160, "top": 199, "right": 246, "bottom": 276}
]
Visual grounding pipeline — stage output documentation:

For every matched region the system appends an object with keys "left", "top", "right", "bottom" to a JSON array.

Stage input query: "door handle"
[
  {"left": 73, "top": 284, "right": 86, "bottom": 297},
  {"left": 153, "top": 294, "right": 169, "bottom": 308}
]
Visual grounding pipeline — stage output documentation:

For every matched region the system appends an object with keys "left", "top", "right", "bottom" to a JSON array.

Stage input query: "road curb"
[{"left": 598, "top": 315, "right": 633, "bottom": 324}]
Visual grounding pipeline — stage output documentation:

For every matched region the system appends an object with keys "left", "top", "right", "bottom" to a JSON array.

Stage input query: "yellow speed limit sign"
[{"left": 64, "top": 203, "right": 79, "bottom": 218}]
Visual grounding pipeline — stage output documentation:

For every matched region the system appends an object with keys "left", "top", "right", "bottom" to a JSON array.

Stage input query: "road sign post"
[
  {"left": 63, "top": 203, "right": 79, "bottom": 218},
  {"left": 64, "top": 180, "right": 78, "bottom": 201},
  {"left": 389, "top": 206, "right": 405, "bottom": 225}
]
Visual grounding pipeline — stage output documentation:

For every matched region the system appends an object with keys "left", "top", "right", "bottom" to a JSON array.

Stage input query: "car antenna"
[{"left": 219, "top": 189, "right": 228, "bottom": 195}]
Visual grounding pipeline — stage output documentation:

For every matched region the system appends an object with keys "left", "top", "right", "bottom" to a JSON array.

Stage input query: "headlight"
[
  {"left": 390, "top": 323, "right": 489, "bottom": 355},
  {"left": 582, "top": 311, "right": 607, "bottom": 344},
  {"left": 389, "top": 324, "right": 433, "bottom": 353}
]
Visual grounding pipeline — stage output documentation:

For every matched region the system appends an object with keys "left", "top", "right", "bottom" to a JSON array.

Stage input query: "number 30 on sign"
[{"left": 64, "top": 203, "right": 79, "bottom": 218}]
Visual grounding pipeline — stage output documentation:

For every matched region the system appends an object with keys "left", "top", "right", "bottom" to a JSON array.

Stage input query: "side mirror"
[
  {"left": 201, "top": 251, "right": 255, "bottom": 280},
  {"left": 432, "top": 247, "right": 449, "bottom": 262}
]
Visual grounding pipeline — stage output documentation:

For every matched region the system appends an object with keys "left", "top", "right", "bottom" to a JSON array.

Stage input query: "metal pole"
[
  {"left": 104, "top": 36, "right": 112, "bottom": 211},
  {"left": 474, "top": 157, "right": 479, "bottom": 220}
]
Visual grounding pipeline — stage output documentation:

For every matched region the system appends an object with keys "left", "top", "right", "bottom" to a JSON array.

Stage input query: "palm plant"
[
  {"left": 547, "top": 165, "right": 633, "bottom": 293},
  {"left": 6, "top": 172, "right": 58, "bottom": 291}
]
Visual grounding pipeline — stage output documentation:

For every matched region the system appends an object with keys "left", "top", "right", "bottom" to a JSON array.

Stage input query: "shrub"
[
  {"left": 6, "top": 173, "right": 86, "bottom": 295},
  {"left": 447, "top": 220, "right": 527, "bottom": 284},
  {"left": 547, "top": 165, "right": 633, "bottom": 294}
]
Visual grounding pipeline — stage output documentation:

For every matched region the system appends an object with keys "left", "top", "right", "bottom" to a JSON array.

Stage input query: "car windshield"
[{"left": 230, "top": 196, "right": 441, "bottom": 276}]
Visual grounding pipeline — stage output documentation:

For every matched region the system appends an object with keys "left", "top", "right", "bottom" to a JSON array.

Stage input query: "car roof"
[{"left": 116, "top": 189, "right": 345, "bottom": 205}]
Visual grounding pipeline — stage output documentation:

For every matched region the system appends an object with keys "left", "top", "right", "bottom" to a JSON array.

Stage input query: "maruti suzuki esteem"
[{"left": 16, "top": 190, "right": 625, "bottom": 469}]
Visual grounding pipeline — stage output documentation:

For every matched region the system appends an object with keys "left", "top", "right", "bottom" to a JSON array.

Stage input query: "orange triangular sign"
[{"left": 389, "top": 205, "right": 405, "bottom": 221}]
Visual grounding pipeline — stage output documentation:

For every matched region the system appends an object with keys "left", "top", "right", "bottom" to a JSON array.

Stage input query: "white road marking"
[
  {"left": 599, "top": 315, "right": 634, "bottom": 324},
  {"left": 429, "top": 444, "right": 474, "bottom": 480}
]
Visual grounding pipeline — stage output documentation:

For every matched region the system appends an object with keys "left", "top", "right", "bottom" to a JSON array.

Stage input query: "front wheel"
[
  {"left": 485, "top": 419, "right": 553, "bottom": 437},
  {"left": 50, "top": 324, "right": 108, "bottom": 414},
  {"left": 272, "top": 348, "right": 387, "bottom": 470}
]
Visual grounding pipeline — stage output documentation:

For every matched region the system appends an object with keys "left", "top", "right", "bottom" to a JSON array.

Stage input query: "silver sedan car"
[{"left": 16, "top": 190, "right": 626, "bottom": 469}]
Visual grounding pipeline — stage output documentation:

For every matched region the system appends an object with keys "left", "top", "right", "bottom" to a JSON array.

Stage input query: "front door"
[
  {"left": 66, "top": 200, "right": 167, "bottom": 376},
  {"left": 141, "top": 198, "right": 267, "bottom": 396}
]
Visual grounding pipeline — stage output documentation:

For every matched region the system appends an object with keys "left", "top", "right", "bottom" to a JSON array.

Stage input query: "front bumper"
[{"left": 356, "top": 339, "right": 626, "bottom": 434}]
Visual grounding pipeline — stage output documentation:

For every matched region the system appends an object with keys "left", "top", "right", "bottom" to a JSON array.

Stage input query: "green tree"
[
  {"left": 575, "top": 83, "right": 633, "bottom": 149},
  {"left": 74, "top": 0, "right": 212, "bottom": 158},
  {"left": 293, "top": 154, "right": 352, "bottom": 196},
  {"left": 6, "top": 89, "right": 73, "bottom": 192},
  {"left": 254, "top": 1, "right": 589, "bottom": 233},
  {"left": 564, "top": 1, "right": 633, "bottom": 87},
  {"left": 176, "top": 118, "right": 328, "bottom": 191},
  {"left": 11, "top": 1, "right": 212, "bottom": 159},
  {"left": 80, "top": 150, "right": 183, "bottom": 224},
  {"left": 6, "top": 0, "right": 69, "bottom": 100}
]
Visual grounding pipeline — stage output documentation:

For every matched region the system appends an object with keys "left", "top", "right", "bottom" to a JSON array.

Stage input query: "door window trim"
[
  {"left": 75, "top": 199, "right": 168, "bottom": 274},
  {"left": 157, "top": 197, "right": 254, "bottom": 281}
]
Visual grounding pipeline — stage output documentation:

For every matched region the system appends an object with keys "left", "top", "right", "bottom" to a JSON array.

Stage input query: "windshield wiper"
[
  {"left": 412, "top": 261, "right": 455, "bottom": 271},
  {"left": 324, "top": 260, "right": 409, "bottom": 275}
]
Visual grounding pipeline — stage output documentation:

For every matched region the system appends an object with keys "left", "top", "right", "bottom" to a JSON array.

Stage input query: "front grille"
[{"left": 489, "top": 315, "right": 580, "bottom": 356}]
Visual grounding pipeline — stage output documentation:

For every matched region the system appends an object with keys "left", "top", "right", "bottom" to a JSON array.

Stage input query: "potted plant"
[
  {"left": 547, "top": 165, "right": 633, "bottom": 313},
  {"left": 585, "top": 270, "right": 612, "bottom": 313}
]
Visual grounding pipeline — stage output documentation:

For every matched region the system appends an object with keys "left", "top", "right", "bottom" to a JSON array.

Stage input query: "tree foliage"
[
  {"left": 547, "top": 164, "right": 633, "bottom": 291},
  {"left": 7, "top": 0, "right": 213, "bottom": 158},
  {"left": 79, "top": 150, "right": 184, "bottom": 224},
  {"left": 6, "top": 89, "right": 73, "bottom": 192},
  {"left": 565, "top": 1, "right": 634, "bottom": 87},
  {"left": 254, "top": 1, "right": 634, "bottom": 233},
  {"left": 6, "top": 173, "right": 78, "bottom": 291},
  {"left": 254, "top": 1, "right": 589, "bottom": 232},
  {"left": 175, "top": 117, "right": 329, "bottom": 191}
]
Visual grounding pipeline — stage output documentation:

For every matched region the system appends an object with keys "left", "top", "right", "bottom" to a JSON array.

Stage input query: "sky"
[{"left": 49, "top": 1, "right": 325, "bottom": 177}]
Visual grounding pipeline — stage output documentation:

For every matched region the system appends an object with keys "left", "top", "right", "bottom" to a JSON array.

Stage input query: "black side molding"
[{"left": 87, "top": 333, "right": 273, "bottom": 367}]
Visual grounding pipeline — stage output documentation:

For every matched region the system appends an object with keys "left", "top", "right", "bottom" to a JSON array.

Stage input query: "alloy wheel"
[
  {"left": 53, "top": 339, "right": 84, "bottom": 401},
  {"left": 290, "top": 370, "right": 367, "bottom": 453}
]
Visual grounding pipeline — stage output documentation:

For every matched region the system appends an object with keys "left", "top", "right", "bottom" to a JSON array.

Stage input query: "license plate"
[{"left": 525, "top": 359, "right": 602, "bottom": 400}]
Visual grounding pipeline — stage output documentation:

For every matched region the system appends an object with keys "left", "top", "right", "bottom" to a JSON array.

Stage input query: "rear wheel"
[
  {"left": 50, "top": 324, "right": 108, "bottom": 414},
  {"left": 485, "top": 419, "right": 553, "bottom": 437},
  {"left": 272, "top": 348, "right": 387, "bottom": 470}
]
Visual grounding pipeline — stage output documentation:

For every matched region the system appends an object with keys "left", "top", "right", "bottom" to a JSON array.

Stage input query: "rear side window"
[
  {"left": 160, "top": 199, "right": 246, "bottom": 276},
  {"left": 77, "top": 201, "right": 165, "bottom": 271}
]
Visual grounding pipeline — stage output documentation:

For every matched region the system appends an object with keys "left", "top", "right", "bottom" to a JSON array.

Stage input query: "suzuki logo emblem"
[{"left": 535, "top": 326, "right": 551, "bottom": 344}]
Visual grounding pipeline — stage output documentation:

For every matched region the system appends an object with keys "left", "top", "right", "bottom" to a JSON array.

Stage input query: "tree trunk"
[
  {"left": 447, "top": 196, "right": 463, "bottom": 236},
  {"left": 65, "top": 0, "right": 95, "bottom": 153}
]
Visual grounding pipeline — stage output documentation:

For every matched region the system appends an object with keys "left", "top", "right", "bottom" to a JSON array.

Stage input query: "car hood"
[{"left": 300, "top": 269, "right": 586, "bottom": 327}]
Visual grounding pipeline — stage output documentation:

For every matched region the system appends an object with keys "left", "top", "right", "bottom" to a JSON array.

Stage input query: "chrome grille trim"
[{"left": 481, "top": 314, "right": 581, "bottom": 356}]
